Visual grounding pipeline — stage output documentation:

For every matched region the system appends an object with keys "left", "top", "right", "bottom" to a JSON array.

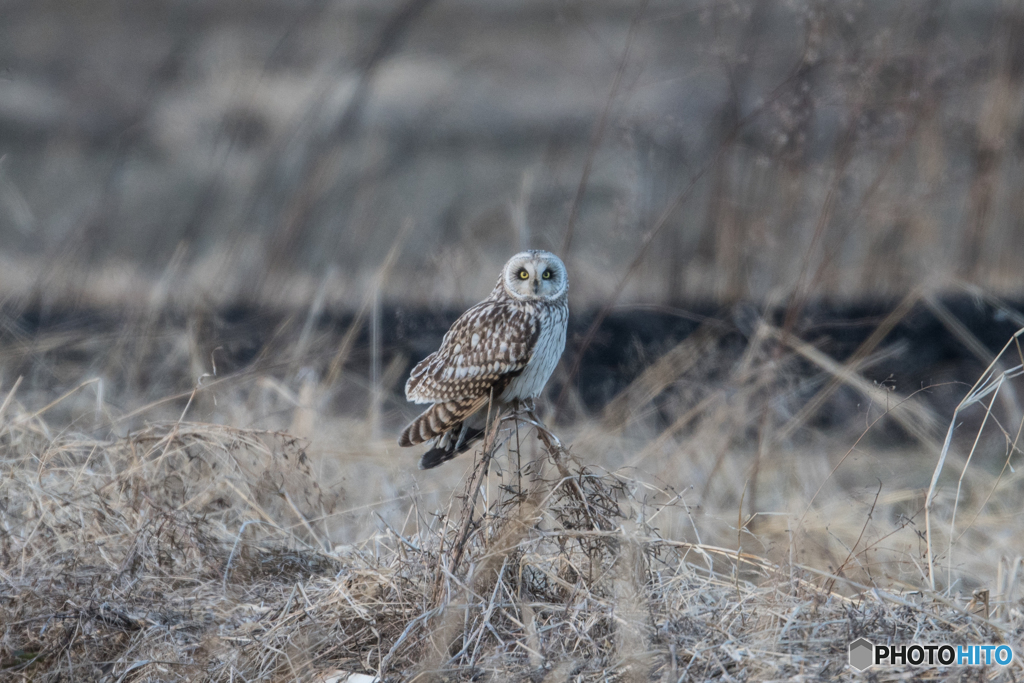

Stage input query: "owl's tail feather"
[
  {"left": 398, "top": 398, "right": 480, "bottom": 446},
  {"left": 418, "top": 425, "right": 486, "bottom": 469},
  {"left": 398, "top": 396, "right": 492, "bottom": 469}
]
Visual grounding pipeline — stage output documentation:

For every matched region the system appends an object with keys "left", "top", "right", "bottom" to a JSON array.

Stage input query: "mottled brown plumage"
[{"left": 405, "top": 301, "right": 539, "bottom": 402}]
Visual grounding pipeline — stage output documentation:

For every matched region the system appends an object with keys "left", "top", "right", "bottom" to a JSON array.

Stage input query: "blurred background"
[
  {"left": 2, "top": 0, "right": 1022, "bottom": 309},
  {"left": 2, "top": 0, "right": 1024, "bottom": 581}
]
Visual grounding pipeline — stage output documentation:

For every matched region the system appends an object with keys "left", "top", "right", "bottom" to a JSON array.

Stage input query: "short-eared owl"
[{"left": 399, "top": 250, "right": 569, "bottom": 469}]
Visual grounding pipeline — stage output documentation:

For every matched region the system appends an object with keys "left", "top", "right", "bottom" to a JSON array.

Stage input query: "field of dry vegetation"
[
  {"left": 3, "top": 0, "right": 1024, "bottom": 680},
  {"left": 2, "top": 302, "right": 1024, "bottom": 681}
]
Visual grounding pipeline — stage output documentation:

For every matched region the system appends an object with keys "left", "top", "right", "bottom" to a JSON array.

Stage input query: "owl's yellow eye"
[
  {"left": 542, "top": 269, "right": 552, "bottom": 280},
  {"left": 518, "top": 269, "right": 529, "bottom": 280}
]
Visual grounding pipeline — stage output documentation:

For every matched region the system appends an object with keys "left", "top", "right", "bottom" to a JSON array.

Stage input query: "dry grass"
[
  {"left": 2, "top": 291, "right": 1024, "bottom": 681},
  {"left": 3, "top": 314, "right": 1024, "bottom": 682}
]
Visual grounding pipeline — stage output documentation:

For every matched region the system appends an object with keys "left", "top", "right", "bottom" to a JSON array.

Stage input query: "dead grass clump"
[
  {"left": 0, "top": 418, "right": 344, "bottom": 680},
  {"left": 4, "top": 399, "right": 1024, "bottom": 682}
]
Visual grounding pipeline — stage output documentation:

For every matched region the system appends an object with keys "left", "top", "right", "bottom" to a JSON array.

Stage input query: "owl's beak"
[{"left": 532, "top": 278, "right": 539, "bottom": 293}]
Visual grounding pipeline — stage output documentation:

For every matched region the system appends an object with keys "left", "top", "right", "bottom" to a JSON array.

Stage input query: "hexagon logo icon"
[{"left": 849, "top": 638, "right": 874, "bottom": 671}]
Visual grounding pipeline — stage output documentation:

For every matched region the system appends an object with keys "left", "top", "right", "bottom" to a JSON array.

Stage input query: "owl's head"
[{"left": 500, "top": 250, "right": 568, "bottom": 301}]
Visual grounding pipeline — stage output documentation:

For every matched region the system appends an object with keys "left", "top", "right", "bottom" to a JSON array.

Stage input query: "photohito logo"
[{"left": 848, "top": 638, "right": 1014, "bottom": 671}]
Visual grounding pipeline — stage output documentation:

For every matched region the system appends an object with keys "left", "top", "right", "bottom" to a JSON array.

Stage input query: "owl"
[{"left": 399, "top": 250, "right": 569, "bottom": 469}]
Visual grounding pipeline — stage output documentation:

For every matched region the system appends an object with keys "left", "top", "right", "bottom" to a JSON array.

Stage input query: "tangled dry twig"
[{"left": 2, "top": 403, "right": 1022, "bottom": 681}]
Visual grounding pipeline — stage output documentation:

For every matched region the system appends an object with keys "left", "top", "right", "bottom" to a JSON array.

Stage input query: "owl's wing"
[{"left": 405, "top": 300, "right": 539, "bottom": 404}]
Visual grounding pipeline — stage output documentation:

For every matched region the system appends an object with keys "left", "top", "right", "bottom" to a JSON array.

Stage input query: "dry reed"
[{"left": 3, "top": 362, "right": 1024, "bottom": 680}]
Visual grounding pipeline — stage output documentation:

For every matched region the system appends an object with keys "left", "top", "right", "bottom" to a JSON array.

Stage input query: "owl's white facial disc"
[{"left": 501, "top": 250, "right": 568, "bottom": 301}]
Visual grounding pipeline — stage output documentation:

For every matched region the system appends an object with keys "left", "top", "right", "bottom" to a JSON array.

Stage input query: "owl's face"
[{"left": 501, "top": 250, "right": 568, "bottom": 301}]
